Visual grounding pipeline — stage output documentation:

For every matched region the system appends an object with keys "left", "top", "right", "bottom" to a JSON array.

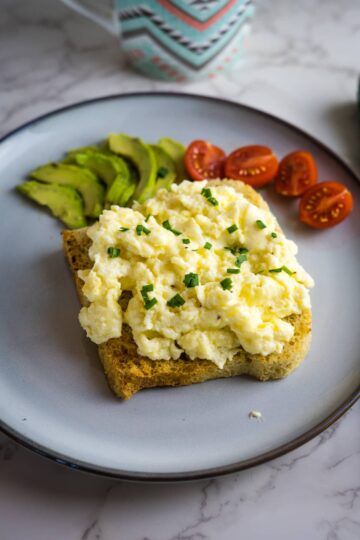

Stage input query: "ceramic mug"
[{"left": 61, "top": 0, "right": 255, "bottom": 81}]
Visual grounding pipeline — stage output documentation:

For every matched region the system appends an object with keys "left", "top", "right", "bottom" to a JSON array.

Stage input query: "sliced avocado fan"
[
  {"left": 108, "top": 133, "right": 157, "bottom": 203},
  {"left": 17, "top": 181, "right": 86, "bottom": 229},
  {"left": 158, "top": 137, "right": 187, "bottom": 181},
  {"left": 65, "top": 147, "right": 135, "bottom": 207},
  {"left": 150, "top": 145, "right": 177, "bottom": 191},
  {"left": 30, "top": 163, "right": 104, "bottom": 218}
]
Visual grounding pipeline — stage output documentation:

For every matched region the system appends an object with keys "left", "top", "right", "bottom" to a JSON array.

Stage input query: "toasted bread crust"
[{"left": 62, "top": 180, "right": 312, "bottom": 399}]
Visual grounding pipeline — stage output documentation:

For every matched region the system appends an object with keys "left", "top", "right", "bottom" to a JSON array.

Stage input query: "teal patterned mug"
[{"left": 61, "top": 0, "right": 255, "bottom": 81}]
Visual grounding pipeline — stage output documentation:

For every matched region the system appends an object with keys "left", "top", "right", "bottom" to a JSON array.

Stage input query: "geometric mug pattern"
[{"left": 116, "top": 0, "right": 255, "bottom": 81}]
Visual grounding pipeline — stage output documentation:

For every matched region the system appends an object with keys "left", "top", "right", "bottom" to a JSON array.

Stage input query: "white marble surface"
[{"left": 0, "top": 0, "right": 359, "bottom": 538}]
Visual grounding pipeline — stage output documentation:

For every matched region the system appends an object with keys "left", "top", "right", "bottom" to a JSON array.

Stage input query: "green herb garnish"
[
  {"left": 255, "top": 270, "right": 264, "bottom": 275},
  {"left": 141, "top": 284, "right": 157, "bottom": 310},
  {"left": 145, "top": 214, "right": 152, "bottom": 223},
  {"left": 208, "top": 197, "right": 219, "bottom": 206},
  {"left": 235, "top": 254, "right": 247, "bottom": 267},
  {"left": 119, "top": 227, "right": 129, "bottom": 232},
  {"left": 201, "top": 187, "right": 219, "bottom": 206},
  {"left": 256, "top": 220, "right": 267, "bottom": 229},
  {"left": 201, "top": 187, "right": 212, "bottom": 199},
  {"left": 157, "top": 166, "right": 168, "bottom": 178},
  {"left": 282, "top": 266, "right": 294, "bottom": 275},
  {"left": 270, "top": 232, "right": 277, "bottom": 238},
  {"left": 204, "top": 242, "right": 212, "bottom": 250},
  {"left": 136, "top": 224, "right": 151, "bottom": 236},
  {"left": 183, "top": 272, "right": 199, "bottom": 288},
  {"left": 182, "top": 238, "right": 191, "bottom": 245},
  {"left": 225, "top": 246, "right": 248, "bottom": 255},
  {"left": 107, "top": 246, "right": 120, "bottom": 258},
  {"left": 144, "top": 298, "right": 158, "bottom": 310},
  {"left": 227, "top": 224, "right": 238, "bottom": 234},
  {"left": 167, "top": 294, "right": 186, "bottom": 308},
  {"left": 220, "top": 278, "right": 232, "bottom": 291},
  {"left": 227, "top": 268, "right": 240, "bottom": 274},
  {"left": 269, "top": 266, "right": 294, "bottom": 275},
  {"left": 162, "top": 220, "right": 181, "bottom": 236},
  {"left": 141, "top": 284, "right": 154, "bottom": 298}
]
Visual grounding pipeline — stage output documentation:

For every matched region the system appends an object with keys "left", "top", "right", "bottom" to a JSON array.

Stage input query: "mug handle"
[{"left": 61, "top": 0, "right": 118, "bottom": 35}]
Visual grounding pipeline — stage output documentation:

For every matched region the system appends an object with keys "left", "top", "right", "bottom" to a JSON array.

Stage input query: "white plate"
[{"left": 0, "top": 93, "right": 359, "bottom": 480}]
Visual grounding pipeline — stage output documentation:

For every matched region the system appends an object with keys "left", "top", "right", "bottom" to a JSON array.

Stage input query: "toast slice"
[{"left": 62, "top": 180, "right": 312, "bottom": 399}]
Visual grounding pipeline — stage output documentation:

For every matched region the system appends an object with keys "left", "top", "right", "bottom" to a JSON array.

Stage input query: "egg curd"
[{"left": 78, "top": 181, "right": 314, "bottom": 369}]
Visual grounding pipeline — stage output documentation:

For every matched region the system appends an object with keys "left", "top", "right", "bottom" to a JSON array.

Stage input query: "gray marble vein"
[{"left": 0, "top": 0, "right": 359, "bottom": 539}]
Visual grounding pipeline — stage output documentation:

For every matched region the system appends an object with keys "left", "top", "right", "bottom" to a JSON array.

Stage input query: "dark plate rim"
[{"left": 1, "top": 91, "right": 359, "bottom": 482}]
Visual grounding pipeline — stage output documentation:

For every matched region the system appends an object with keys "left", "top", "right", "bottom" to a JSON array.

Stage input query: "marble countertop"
[{"left": 1, "top": 0, "right": 359, "bottom": 538}]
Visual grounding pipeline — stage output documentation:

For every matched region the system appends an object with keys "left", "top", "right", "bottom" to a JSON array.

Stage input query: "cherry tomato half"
[
  {"left": 224, "top": 145, "right": 278, "bottom": 188},
  {"left": 299, "top": 181, "right": 353, "bottom": 229},
  {"left": 184, "top": 140, "right": 225, "bottom": 181},
  {"left": 275, "top": 151, "right": 317, "bottom": 197}
]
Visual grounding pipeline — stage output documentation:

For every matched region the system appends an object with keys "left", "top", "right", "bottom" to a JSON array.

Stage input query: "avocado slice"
[
  {"left": 71, "top": 151, "right": 130, "bottom": 187},
  {"left": 106, "top": 173, "right": 136, "bottom": 207},
  {"left": 30, "top": 163, "right": 104, "bottom": 218},
  {"left": 62, "top": 146, "right": 102, "bottom": 164},
  {"left": 108, "top": 133, "right": 157, "bottom": 203},
  {"left": 158, "top": 137, "right": 186, "bottom": 181},
  {"left": 17, "top": 181, "right": 86, "bottom": 229},
  {"left": 150, "top": 145, "right": 177, "bottom": 191},
  {"left": 104, "top": 157, "right": 136, "bottom": 207}
]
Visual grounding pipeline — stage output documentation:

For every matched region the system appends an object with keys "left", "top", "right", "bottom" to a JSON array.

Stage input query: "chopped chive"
[
  {"left": 204, "top": 242, "right": 212, "bottom": 250},
  {"left": 225, "top": 246, "right": 248, "bottom": 255},
  {"left": 220, "top": 278, "right": 232, "bottom": 291},
  {"left": 141, "top": 284, "right": 157, "bottom": 309},
  {"left": 227, "top": 224, "right": 238, "bottom": 234},
  {"left": 270, "top": 232, "right": 277, "bottom": 238},
  {"left": 119, "top": 227, "right": 129, "bottom": 232},
  {"left": 255, "top": 270, "right": 264, "bottom": 275},
  {"left": 183, "top": 272, "right": 199, "bottom": 288},
  {"left": 227, "top": 268, "right": 240, "bottom": 274},
  {"left": 282, "top": 266, "right": 294, "bottom": 275},
  {"left": 167, "top": 294, "right": 186, "bottom": 308},
  {"left": 144, "top": 298, "right": 158, "bottom": 310},
  {"left": 145, "top": 214, "right": 152, "bottom": 223},
  {"left": 107, "top": 246, "right": 120, "bottom": 258},
  {"left": 269, "top": 266, "right": 294, "bottom": 275},
  {"left": 157, "top": 166, "right": 168, "bottom": 178},
  {"left": 201, "top": 187, "right": 212, "bottom": 199},
  {"left": 141, "top": 284, "right": 154, "bottom": 299},
  {"left": 182, "top": 238, "right": 191, "bottom": 245},
  {"left": 136, "top": 224, "right": 151, "bottom": 236},
  {"left": 235, "top": 254, "right": 247, "bottom": 267},
  {"left": 256, "top": 220, "right": 267, "bottom": 229},
  {"left": 162, "top": 220, "right": 181, "bottom": 236},
  {"left": 208, "top": 197, "right": 219, "bottom": 206},
  {"left": 201, "top": 187, "right": 219, "bottom": 206}
]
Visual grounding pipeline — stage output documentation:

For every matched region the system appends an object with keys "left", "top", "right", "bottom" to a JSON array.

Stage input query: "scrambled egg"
[{"left": 78, "top": 181, "right": 314, "bottom": 368}]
